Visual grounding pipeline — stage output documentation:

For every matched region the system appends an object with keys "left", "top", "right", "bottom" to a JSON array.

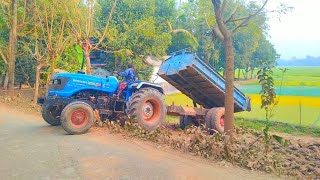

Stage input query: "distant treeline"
[{"left": 277, "top": 56, "right": 320, "bottom": 66}]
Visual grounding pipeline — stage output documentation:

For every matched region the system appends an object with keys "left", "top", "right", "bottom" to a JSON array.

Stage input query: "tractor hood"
[
  {"left": 48, "top": 72, "right": 119, "bottom": 97},
  {"left": 52, "top": 73, "right": 105, "bottom": 82}
]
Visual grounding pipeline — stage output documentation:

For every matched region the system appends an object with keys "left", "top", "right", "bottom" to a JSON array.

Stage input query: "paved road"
[{"left": 0, "top": 103, "right": 280, "bottom": 180}]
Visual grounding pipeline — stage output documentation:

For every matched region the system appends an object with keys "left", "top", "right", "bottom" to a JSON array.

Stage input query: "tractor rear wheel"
[
  {"left": 127, "top": 88, "right": 166, "bottom": 131},
  {"left": 60, "top": 101, "right": 95, "bottom": 135},
  {"left": 179, "top": 116, "right": 199, "bottom": 129},
  {"left": 42, "top": 102, "right": 61, "bottom": 126},
  {"left": 205, "top": 107, "right": 225, "bottom": 133}
]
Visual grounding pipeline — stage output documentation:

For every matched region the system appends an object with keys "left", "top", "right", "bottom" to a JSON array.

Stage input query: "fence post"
[{"left": 299, "top": 100, "right": 302, "bottom": 126}]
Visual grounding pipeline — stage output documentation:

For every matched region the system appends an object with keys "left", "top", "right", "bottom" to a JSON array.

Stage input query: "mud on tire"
[
  {"left": 127, "top": 88, "right": 166, "bottom": 131},
  {"left": 42, "top": 102, "right": 61, "bottom": 126},
  {"left": 60, "top": 101, "right": 95, "bottom": 135},
  {"left": 205, "top": 107, "right": 225, "bottom": 133}
]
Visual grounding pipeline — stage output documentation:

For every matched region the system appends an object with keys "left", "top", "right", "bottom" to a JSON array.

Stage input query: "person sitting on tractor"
[{"left": 116, "top": 63, "right": 136, "bottom": 98}]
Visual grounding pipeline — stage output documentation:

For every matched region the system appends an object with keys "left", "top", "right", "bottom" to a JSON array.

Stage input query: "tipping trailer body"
[{"left": 158, "top": 51, "right": 251, "bottom": 113}]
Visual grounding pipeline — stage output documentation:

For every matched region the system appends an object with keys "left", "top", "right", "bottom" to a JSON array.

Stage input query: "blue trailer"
[{"left": 158, "top": 49, "right": 251, "bottom": 132}]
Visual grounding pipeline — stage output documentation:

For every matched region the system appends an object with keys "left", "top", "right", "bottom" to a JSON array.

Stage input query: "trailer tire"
[
  {"left": 42, "top": 102, "right": 61, "bottom": 126},
  {"left": 127, "top": 88, "right": 166, "bottom": 131},
  {"left": 179, "top": 116, "right": 199, "bottom": 129},
  {"left": 205, "top": 107, "right": 225, "bottom": 133},
  {"left": 60, "top": 101, "right": 95, "bottom": 135}
]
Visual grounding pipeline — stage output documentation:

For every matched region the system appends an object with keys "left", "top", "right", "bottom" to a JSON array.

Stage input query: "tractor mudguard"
[
  {"left": 128, "top": 82, "right": 164, "bottom": 94},
  {"left": 125, "top": 82, "right": 164, "bottom": 101}
]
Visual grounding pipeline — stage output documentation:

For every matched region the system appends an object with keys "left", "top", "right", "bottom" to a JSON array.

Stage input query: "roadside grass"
[
  {"left": 235, "top": 118, "right": 320, "bottom": 137},
  {"left": 164, "top": 115, "right": 320, "bottom": 137}
]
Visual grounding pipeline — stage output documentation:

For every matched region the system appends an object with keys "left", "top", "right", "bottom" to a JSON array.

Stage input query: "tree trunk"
[
  {"left": 8, "top": 0, "right": 18, "bottom": 92},
  {"left": 224, "top": 34, "right": 235, "bottom": 137},
  {"left": 211, "top": 0, "right": 235, "bottom": 139},
  {"left": 50, "top": 55, "right": 55, "bottom": 76},
  {"left": 33, "top": 65, "right": 41, "bottom": 104},
  {"left": 250, "top": 67, "right": 254, "bottom": 79},
  {"left": 244, "top": 67, "right": 249, "bottom": 80},
  {"left": 3, "top": 72, "right": 9, "bottom": 90},
  {"left": 45, "top": 55, "right": 56, "bottom": 91},
  {"left": 85, "top": 50, "right": 92, "bottom": 74}
]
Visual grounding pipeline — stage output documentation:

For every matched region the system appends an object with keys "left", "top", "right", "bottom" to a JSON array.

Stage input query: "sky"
[{"left": 267, "top": 0, "right": 320, "bottom": 59}]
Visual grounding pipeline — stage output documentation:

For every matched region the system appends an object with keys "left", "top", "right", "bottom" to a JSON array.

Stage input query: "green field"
[
  {"left": 165, "top": 67, "right": 320, "bottom": 131},
  {"left": 238, "top": 66, "right": 320, "bottom": 87}
]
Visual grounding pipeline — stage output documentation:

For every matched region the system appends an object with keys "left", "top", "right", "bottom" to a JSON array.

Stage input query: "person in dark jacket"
[
  {"left": 118, "top": 63, "right": 136, "bottom": 84},
  {"left": 116, "top": 63, "right": 136, "bottom": 98}
]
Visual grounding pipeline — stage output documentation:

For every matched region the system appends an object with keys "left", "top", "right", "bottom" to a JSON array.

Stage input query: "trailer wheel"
[
  {"left": 179, "top": 116, "right": 199, "bottom": 129},
  {"left": 42, "top": 102, "right": 61, "bottom": 126},
  {"left": 205, "top": 107, "right": 225, "bottom": 133},
  {"left": 127, "top": 88, "right": 166, "bottom": 131},
  {"left": 60, "top": 101, "right": 95, "bottom": 135}
]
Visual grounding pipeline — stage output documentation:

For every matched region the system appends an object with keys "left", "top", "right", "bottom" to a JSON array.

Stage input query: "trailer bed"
[{"left": 158, "top": 51, "right": 250, "bottom": 112}]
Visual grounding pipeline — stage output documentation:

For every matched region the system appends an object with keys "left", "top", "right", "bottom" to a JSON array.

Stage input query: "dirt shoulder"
[
  {"left": 1, "top": 90, "right": 319, "bottom": 179},
  {"left": 0, "top": 100, "right": 282, "bottom": 180}
]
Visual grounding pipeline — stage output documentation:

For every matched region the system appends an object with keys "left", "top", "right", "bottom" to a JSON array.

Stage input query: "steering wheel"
[{"left": 113, "top": 71, "right": 124, "bottom": 81}]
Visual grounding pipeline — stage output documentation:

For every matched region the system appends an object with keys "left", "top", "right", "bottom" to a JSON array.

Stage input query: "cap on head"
[{"left": 128, "top": 63, "right": 133, "bottom": 68}]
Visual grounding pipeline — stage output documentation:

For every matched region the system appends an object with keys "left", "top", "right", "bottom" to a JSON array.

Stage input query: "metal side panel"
[{"left": 158, "top": 51, "right": 250, "bottom": 112}]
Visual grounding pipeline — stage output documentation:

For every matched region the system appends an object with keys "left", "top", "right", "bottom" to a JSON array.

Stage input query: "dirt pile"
[
  {"left": 104, "top": 121, "right": 320, "bottom": 179},
  {"left": 0, "top": 93, "right": 41, "bottom": 114}
]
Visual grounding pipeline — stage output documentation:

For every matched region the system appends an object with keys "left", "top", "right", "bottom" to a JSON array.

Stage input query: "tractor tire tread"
[{"left": 41, "top": 102, "right": 61, "bottom": 126}]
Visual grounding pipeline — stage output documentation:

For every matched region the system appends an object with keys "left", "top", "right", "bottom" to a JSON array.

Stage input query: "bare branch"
[
  {"left": 231, "top": 0, "right": 269, "bottom": 33},
  {"left": 94, "top": 0, "right": 118, "bottom": 49},
  {"left": 212, "top": 26, "right": 224, "bottom": 41},
  {"left": 224, "top": 3, "right": 239, "bottom": 24},
  {"left": 85, "top": 1, "right": 94, "bottom": 40},
  {"left": 212, "top": 0, "right": 229, "bottom": 37},
  {"left": 0, "top": 48, "right": 8, "bottom": 64},
  {"left": 22, "top": 0, "right": 26, "bottom": 23},
  {"left": 221, "top": 0, "right": 228, "bottom": 15}
]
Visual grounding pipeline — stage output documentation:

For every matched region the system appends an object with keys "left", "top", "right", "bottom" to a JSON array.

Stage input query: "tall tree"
[
  {"left": 250, "top": 36, "right": 279, "bottom": 78},
  {"left": 210, "top": 0, "right": 288, "bottom": 139},
  {"left": 0, "top": 1, "right": 9, "bottom": 88},
  {"left": 96, "top": 0, "right": 175, "bottom": 79},
  {"left": 7, "top": 0, "right": 18, "bottom": 91},
  {"left": 66, "top": 0, "right": 118, "bottom": 75},
  {"left": 29, "top": 0, "right": 74, "bottom": 103},
  {"left": 233, "top": 22, "right": 261, "bottom": 80},
  {"left": 0, "top": 0, "right": 32, "bottom": 89}
]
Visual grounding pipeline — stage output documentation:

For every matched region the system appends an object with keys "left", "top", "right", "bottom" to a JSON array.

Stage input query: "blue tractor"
[
  {"left": 39, "top": 49, "right": 251, "bottom": 135},
  {"left": 38, "top": 72, "right": 166, "bottom": 134}
]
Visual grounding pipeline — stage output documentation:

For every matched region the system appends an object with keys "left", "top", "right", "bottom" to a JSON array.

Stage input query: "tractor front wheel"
[
  {"left": 60, "top": 101, "right": 95, "bottom": 135},
  {"left": 127, "top": 88, "right": 166, "bottom": 131},
  {"left": 42, "top": 102, "right": 61, "bottom": 126}
]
